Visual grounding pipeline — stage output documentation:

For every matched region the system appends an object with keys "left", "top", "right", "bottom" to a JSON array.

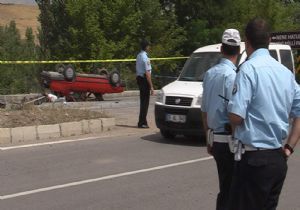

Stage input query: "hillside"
[
  {"left": 0, "top": 3, "right": 39, "bottom": 39},
  {"left": 0, "top": 0, "right": 35, "bottom": 4}
]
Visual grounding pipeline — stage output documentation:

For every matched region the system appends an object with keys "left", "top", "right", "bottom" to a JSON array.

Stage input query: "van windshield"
[{"left": 179, "top": 52, "right": 222, "bottom": 82}]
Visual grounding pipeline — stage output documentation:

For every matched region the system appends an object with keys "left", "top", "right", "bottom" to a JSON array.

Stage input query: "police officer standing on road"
[
  {"left": 136, "top": 40, "right": 154, "bottom": 128},
  {"left": 201, "top": 29, "right": 241, "bottom": 210},
  {"left": 228, "top": 18, "right": 300, "bottom": 210}
]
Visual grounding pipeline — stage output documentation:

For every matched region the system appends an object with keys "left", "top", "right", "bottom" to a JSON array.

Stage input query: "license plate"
[{"left": 165, "top": 114, "right": 186, "bottom": 123}]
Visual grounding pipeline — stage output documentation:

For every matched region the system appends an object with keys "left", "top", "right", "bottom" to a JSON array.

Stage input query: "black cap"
[{"left": 140, "top": 39, "right": 150, "bottom": 50}]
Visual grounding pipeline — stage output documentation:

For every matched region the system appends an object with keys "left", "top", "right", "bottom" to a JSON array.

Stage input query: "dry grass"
[
  {"left": 0, "top": 3, "right": 39, "bottom": 39},
  {"left": 0, "top": 105, "right": 109, "bottom": 128}
]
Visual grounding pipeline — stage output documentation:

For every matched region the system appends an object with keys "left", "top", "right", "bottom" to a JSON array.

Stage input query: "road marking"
[
  {"left": 0, "top": 136, "right": 101, "bottom": 151},
  {"left": 0, "top": 156, "right": 213, "bottom": 200},
  {"left": 0, "top": 132, "right": 141, "bottom": 151}
]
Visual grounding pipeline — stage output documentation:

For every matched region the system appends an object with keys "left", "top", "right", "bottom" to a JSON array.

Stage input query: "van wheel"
[{"left": 160, "top": 129, "right": 176, "bottom": 139}]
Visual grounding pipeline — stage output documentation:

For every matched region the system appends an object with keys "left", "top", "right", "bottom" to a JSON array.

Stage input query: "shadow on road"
[
  {"left": 116, "top": 124, "right": 139, "bottom": 128},
  {"left": 141, "top": 132, "right": 206, "bottom": 147}
]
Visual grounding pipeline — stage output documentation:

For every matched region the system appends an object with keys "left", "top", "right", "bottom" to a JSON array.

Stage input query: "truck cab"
[{"left": 155, "top": 42, "right": 295, "bottom": 139}]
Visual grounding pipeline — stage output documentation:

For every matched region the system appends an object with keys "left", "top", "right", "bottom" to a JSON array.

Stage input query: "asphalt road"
[{"left": 1, "top": 96, "right": 300, "bottom": 210}]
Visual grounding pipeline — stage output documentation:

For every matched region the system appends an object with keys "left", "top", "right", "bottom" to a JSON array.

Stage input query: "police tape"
[{"left": 0, "top": 56, "right": 189, "bottom": 64}]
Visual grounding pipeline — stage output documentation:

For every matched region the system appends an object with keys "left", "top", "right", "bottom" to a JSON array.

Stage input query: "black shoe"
[{"left": 138, "top": 124, "right": 149, "bottom": 128}]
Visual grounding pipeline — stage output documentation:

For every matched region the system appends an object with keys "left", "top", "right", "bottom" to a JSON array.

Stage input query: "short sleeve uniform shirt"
[
  {"left": 228, "top": 49, "right": 300, "bottom": 148},
  {"left": 136, "top": 51, "right": 152, "bottom": 77},
  {"left": 202, "top": 58, "right": 237, "bottom": 133}
]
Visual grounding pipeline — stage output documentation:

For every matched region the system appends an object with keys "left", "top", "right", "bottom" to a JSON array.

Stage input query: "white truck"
[{"left": 155, "top": 42, "right": 295, "bottom": 139}]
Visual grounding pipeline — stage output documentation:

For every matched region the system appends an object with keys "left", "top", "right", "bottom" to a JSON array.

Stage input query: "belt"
[
  {"left": 243, "top": 144, "right": 273, "bottom": 151},
  {"left": 213, "top": 133, "right": 231, "bottom": 143}
]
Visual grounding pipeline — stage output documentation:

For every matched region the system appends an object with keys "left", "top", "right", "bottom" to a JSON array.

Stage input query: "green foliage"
[
  {"left": 0, "top": 21, "right": 40, "bottom": 94},
  {"left": 36, "top": 0, "right": 184, "bottom": 74},
  {"left": 1, "top": 1, "right": 300, "bottom": 94},
  {"left": 161, "top": 0, "right": 300, "bottom": 55},
  {"left": 35, "top": 0, "right": 187, "bottom": 88}
]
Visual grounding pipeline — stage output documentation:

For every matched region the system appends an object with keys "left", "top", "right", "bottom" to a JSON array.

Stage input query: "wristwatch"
[{"left": 284, "top": 144, "right": 294, "bottom": 154}]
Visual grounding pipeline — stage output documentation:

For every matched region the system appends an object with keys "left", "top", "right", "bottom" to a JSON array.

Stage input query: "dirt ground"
[
  {"left": 0, "top": 3, "right": 39, "bottom": 40},
  {"left": 0, "top": 106, "right": 108, "bottom": 128}
]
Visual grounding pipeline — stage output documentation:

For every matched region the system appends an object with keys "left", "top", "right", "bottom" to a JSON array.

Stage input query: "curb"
[
  {"left": 0, "top": 118, "right": 115, "bottom": 145},
  {"left": 0, "top": 90, "right": 141, "bottom": 104},
  {"left": 103, "top": 90, "right": 139, "bottom": 98}
]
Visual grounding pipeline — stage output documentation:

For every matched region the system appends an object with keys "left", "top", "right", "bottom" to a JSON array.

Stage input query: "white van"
[{"left": 155, "top": 42, "right": 295, "bottom": 139}]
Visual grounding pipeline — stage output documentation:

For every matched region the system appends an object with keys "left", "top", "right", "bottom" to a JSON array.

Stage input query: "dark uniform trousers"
[
  {"left": 136, "top": 76, "right": 150, "bottom": 126},
  {"left": 212, "top": 142, "right": 234, "bottom": 210},
  {"left": 228, "top": 149, "right": 287, "bottom": 210}
]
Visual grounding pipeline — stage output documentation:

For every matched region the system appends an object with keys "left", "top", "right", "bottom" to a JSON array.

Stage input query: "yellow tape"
[{"left": 0, "top": 57, "right": 189, "bottom": 64}]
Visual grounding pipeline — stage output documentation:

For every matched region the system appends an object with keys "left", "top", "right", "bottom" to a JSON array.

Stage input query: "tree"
[
  {"left": 34, "top": 0, "right": 300, "bottom": 90},
  {"left": 0, "top": 21, "right": 39, "bottom": 94},
  {"left": 36, "top": 0, "right": 71, "bottom": 60},
  {"left": 36, "top": 0, "right": 185, "bottom": 59},
  {"left": 161, "top": 0, "right": 300, "bottom": 55},
  {"left": 36, "top": 0, "right": 186, "bottom": 88}
]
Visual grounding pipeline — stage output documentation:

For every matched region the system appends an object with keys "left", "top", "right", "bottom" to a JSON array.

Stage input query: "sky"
[{"left": 0, "top": 0, "right": 36, "bottom": 4}]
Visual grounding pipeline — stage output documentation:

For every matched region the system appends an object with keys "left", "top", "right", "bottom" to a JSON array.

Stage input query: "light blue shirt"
[
  {"left": 228, "top": 49, "right": 300, "bottom": 149},
  {"left": 136, "top": 51, "right": 152, "bottom": 77},
  {"left": 202, "top": 58, "right": 237, "bottom": 133}
]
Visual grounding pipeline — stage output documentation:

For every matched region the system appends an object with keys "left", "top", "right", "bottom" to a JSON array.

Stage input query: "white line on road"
[
  {"left": 0, "top": 136, "right": 99, "bottom": 151},
  {"left": 0, "top": 132, "right": 141, "bottom": 151},
  {"left": 0, "top": 156, "right": 213, "bottom": 200}
]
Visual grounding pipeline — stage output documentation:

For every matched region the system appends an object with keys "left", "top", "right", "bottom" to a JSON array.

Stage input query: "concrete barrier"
[
  {"left": 0, "top": 117, "right": 115, "bottom": 145},
  {"left": 101, "top": 118, "right": 115, "bottom": 131},
  {"left": 37, "top": 124, "right": 60, "bottom": 140},
  {"left": 0, "top": 94, "right": 41, "bottom": 104},
  {"left": 103, "top": 90, "right": 139, "bottom": 99},
  {"left": 81, "top": 120, "right": 90, "bottom": 134},
  {"left": 89, "top": 119, "right": 102, "bottom": 134},
  {"left": 0, "top": 91, "right": 140, "bottom": 104},
  {"left": 0, "top": 128, "right": 11, "bottom": 144},
  {"left": 60, "top": 121, "right": 82, "bottom": 137},
  {"left": 11, "top": 126, "right": 37, "bottom": 143}
]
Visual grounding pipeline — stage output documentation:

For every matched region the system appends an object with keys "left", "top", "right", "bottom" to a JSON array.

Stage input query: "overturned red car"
[{"left": 40, "top": 64, "right": 125, "bottom": 101}]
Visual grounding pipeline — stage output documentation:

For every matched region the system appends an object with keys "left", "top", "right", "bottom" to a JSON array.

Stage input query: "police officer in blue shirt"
[
  {"left": 228, "top": 18, "right": 300, "bottom": 210},
  {"left": 201, "top": 29, "right": 241, "bottom": 210},
  {"left": 136, "top": 40, "right": 154, "bottom": 128}
]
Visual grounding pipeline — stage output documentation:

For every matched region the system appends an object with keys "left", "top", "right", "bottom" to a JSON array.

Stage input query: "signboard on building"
[{"left": 271, "top": 31, "right": 300, "bottom": 49}]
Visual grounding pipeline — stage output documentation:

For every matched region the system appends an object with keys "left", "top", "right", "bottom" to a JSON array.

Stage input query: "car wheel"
[
  {"left": 42, "top": 79, "right": 50, "bottom": 88},
  {"left": 160, "top": 129, "right": 176, "bottom": 139},
  {"left": 94, "top": 93, "right": 104, "bottom": 101},
  {"left": 109, "top": 71, "right": 121, "bottom": 86},
  {"left": 63, "top": 64, "right": 76, "bottom": 81},
  {"left": 93, "top": 67, "right": 108, "bottom": 76},
  {"left": 55, "top": 64, "right": 65, "bottom": 74}
]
